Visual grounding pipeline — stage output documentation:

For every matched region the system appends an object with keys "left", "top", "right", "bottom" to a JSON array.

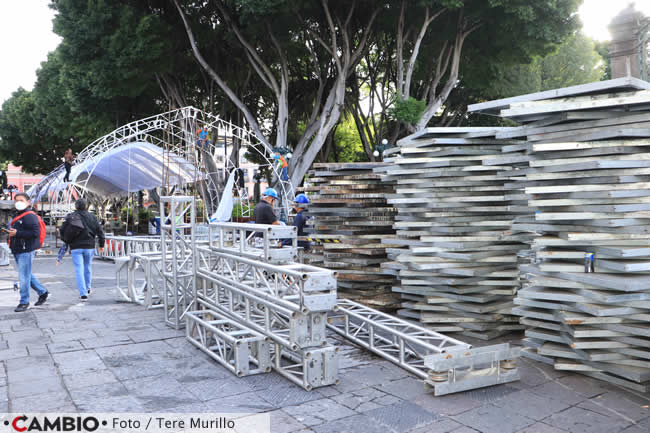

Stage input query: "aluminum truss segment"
[
  {"left": 98, "top": 235, "right": 164, "bottom": 261},
  {"left": 185, "top": 309, "right": 271, "bottom": 377},
  {"left": 272, "top": 343, "right": 339, "bottom": 391},
  {"left": 196, "top": 247, "right": 337, "bottom": 312},
  {"left": 161, "top": 196, "right": 197, "bottom": 329},
  {"left": 208, "top": 221, "right": 298, "bottom": 263},
  {"left": 127, "top": 252, "right": 165, "bottom": 309},
  {"left": 328, "top": 299, "right": 520, "bottom": 395},
  {"left": 196, "top": 278, "right": 328, "bottom": 350},
  {"left": 425, "top": 344, "right": 521, "bottom": 396}
]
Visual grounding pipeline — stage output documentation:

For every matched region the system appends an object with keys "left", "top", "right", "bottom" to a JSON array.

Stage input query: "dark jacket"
[
  {"left": 61, "top": 210, "right": 105, "bottom": 251},
  {"left": 253, "top": 200, "right": 278, "bottom": 225},
  {"left": 294, "top": 210, "right": 311, "bottom": 250},
  {"left": 9, "top": 207, "right": 41, "bottom": 254}
]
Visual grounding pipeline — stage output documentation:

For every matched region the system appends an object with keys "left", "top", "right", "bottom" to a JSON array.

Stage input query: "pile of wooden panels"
[
  {"left": 303, "top": 163, "right": 400, "bottom": 310},
  {"left": 377, "top": 128, "right": 528, "bottom": 340},
  {"left": 468, "top": 77, "right": 650, "bottom": 392}
]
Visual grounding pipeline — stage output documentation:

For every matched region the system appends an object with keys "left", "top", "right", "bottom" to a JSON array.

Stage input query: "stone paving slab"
[
  {"left": 544, "top": 406, "right": 632, "bottom": 433},
  {"left": 0, "top": 256, "right": 649, "bottom": 433}
]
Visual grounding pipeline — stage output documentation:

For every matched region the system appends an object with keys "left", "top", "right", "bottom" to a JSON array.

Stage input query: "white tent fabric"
[
  {"left": 210, "top": 169, "right": 236, "bottom": 222},
  {"left": 46, "top": 142, "right": 198, "bottom": 196}
]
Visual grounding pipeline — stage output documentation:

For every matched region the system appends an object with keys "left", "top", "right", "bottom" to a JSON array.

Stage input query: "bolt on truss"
[
  {"left": 185, "top": 309, "right": 271, "bottom": 377},
  {"left": 161, "top": 196, "right": 197, "bottom": 329},
  {"left": 424, "top": 344, "right": 520, "bottom": 396},
  {"left": 328, "top": 299, "right": 520, "bottom": 396}
]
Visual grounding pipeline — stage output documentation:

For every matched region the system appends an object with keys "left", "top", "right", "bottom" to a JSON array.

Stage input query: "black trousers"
[{"left": 63, "top": 162, "right": 72, "bottom": 182}]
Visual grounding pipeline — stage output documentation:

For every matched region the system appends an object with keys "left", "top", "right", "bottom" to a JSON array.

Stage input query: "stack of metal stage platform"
[{"left": 469, "top": 77, "right": 650, "bottom": 392}]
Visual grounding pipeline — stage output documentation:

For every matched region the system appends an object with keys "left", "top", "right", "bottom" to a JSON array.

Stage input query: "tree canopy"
[{"left": 0, "top": 0, "right": 587, "bottom": 185}]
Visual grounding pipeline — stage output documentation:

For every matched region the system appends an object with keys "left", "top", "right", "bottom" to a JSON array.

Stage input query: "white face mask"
[{"left": 15, "top": 201, "right": 27, "bottom": 211}]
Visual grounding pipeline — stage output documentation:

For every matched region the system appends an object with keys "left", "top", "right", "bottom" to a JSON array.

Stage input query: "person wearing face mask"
[{"left": 7, "top": 193, "right": 48, "bottom": 312}]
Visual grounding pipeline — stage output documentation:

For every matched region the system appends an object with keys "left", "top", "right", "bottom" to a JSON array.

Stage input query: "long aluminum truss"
[
  {"left": 195, "top": 277, "right": 327, "bottom": 350},
  {"left": 196, "top": 246, "right": 337, "bottom": 312},
  {"left": 161, "top": 196, "right": 196, "bottom": 329},
  {"left": 328, "top": 299, "right": 520, "bottom": 396},
  {"left": 185, "top": 309, "right": 271, "bottom": 377}
]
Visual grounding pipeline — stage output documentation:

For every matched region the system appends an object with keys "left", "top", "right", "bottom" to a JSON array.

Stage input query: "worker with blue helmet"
[
  {"left": 263, "top": 187, "right": 279, "bottom": 199},
  {"left": 280, "top": 193, "right": 311, "bottom": 250},
  {"left": 253, "top": 187, "right": 280, "bottom": 226}
]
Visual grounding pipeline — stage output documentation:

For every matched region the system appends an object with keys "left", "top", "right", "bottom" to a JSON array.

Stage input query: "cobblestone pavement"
[{"left": 0, "top": 255, "right": 649, "bottom": 433}]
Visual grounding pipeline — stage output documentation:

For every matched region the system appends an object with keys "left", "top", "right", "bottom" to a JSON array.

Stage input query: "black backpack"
[{"left": 61, "top": 212, "right": 88, "bottom": 243}]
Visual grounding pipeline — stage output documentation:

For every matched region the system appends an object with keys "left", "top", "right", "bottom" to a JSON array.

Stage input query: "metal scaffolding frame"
[
  {"left": 186, "top": 221, "right": 340, "bottom": 389},
  {"left": 195, "top": 277, "right": 328, "bottom": 351},
  {"left": 28, "top": 107, "right": 295, "bottom": 219},
  {"left": 141, "top": 211, "right": 521, "bottom": 394}
]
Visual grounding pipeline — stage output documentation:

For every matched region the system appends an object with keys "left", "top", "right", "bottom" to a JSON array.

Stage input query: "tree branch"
[
  {"left": 215, "top": 0, "right": 280, "bottom": 97},
  {"left": 321, "top": 0, "right": 341, "bottom": 71},
  {"left": 171, "top": 0, "right": 272, "bottom": 148},
  {"left": 404, "top": 7, "right": 445, "bottom": 98},
  {"left": 396, "top": 0, "right": 405, "bottom": 96}
]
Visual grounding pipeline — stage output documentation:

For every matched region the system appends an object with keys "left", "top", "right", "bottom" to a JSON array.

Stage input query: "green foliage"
[
  {"left": 483, "top": 31, "right": 605, "bottom": 100},
  {"left": 0, "top": 0, "right": 587, "bottom": 182},
  {"left": 594, "top": 40, "right": 611, "bottom": 81},
  {"left": 138, "top": 207, "right": 153, "bottom": 221},
  {"left": 389, "top": 97, "right": 427, "bottom": 126},
  {"left": 232, "top": 201, "right": 252, "bottom": 218},
  {"left": 121, "top": 206, "right": 133, "bottom": 222},
  {"left": 331, "top": 116, "right": 367, "bottom": 163}
]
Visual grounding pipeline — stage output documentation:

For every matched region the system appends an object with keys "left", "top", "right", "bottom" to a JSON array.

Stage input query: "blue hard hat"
[
  {"left": 263, "top": 187, "right": 279, "bottom": 199},
  {"left": 294, "top": 193, "right": 309, "bottom": 204}
]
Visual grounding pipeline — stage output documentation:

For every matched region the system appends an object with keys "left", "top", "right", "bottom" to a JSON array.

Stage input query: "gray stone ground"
[{"left": 0, "top": 253, "right": 649, "bottom": 433}]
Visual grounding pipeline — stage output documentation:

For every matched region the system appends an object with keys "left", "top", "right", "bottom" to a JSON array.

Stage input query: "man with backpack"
[
  {"left": 60, "top": 198, "right": 105, "bottom": 301},
  {"left": 7, "top": 192, "right": 48, "bottom": 312}
]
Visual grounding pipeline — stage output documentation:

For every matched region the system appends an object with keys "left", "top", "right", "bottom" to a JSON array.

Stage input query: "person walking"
[
  {"left": 7, "top": 193, "right": 48, "bottom": 312},
  {"left": 63, "top": 148, "right": 74, "bottom": 182},
  {"left": 60, "top": 198, "right": 105, "bottom": 301}
]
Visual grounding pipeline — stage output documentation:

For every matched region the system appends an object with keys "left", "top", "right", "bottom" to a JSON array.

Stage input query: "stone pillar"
[{"left": 608, "top": 3, "right": 645, "bottom": 79}]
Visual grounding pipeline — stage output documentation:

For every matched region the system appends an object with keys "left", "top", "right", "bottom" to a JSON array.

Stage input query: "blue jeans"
[
  {"left": 71, "top": 249, "right": 95, "bottom": 296},
  {"left": 14, "top": 251, "right": 47, "bottom": 305}
]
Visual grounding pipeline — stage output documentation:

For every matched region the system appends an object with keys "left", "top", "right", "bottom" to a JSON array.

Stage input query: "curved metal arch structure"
[{"left": 29, "top": 106, "right": 293, "bottom": 219}]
